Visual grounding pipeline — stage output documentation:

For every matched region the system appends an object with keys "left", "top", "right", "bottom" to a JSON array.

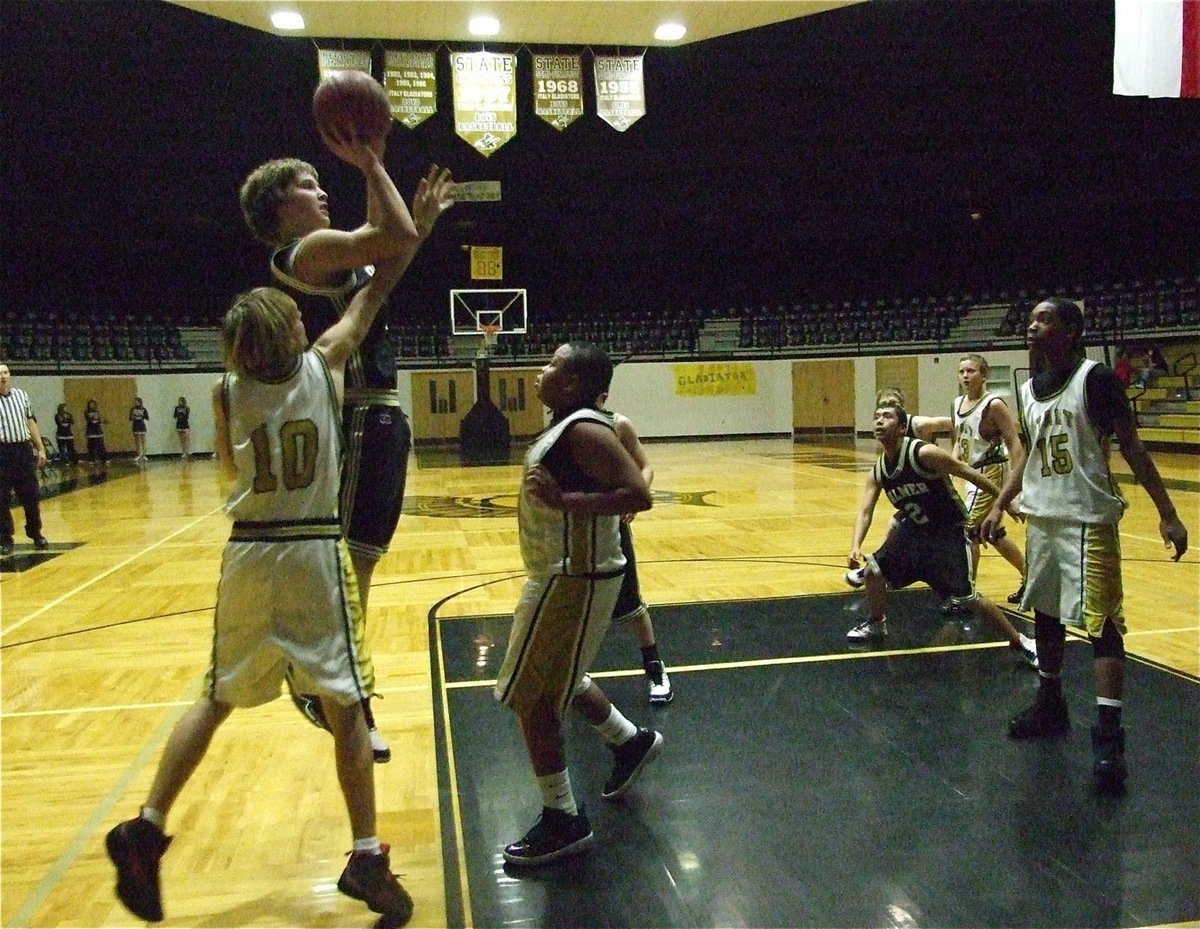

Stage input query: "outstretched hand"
[{"left": 412, "top": 164, "right": 455, "bottom": 239}]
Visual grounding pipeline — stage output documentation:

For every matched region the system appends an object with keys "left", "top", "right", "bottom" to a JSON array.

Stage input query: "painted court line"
[{"left": 1, "top": 506, "right": 224, "bottom": 639}]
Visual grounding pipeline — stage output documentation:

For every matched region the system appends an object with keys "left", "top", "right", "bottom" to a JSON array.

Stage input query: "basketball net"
[{"left": 479, "top": 323, "right": 499, "bottom": 357}]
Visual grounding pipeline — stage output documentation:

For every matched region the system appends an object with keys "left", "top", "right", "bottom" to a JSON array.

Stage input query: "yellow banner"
[
  {"left": 451, "top": 51, "right": 517, "bottom": 156},
  {"left": 672, "top": 363, "right": 757, "bottom": 397},
  {"left": 533, "top": 54, "right": 584, "bottom": 130},
  {"left": 594, "top": 54, "right": 646, "bottom": 131},
  {"left": 317, "top": 48, "right": 372, "bottom": 83},
  {"left": 383, "top": 50, "right": 437, "bottom": 128},
  {"left": 471, "top": 246, "right": 503, "bottom": 280}
]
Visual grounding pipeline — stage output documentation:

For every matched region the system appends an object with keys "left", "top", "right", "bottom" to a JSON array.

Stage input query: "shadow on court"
[{"left": 433, "top": 589, "right": 1199, "bottom": 929}]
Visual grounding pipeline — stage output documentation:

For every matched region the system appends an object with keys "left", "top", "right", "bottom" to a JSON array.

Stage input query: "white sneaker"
[
  {"left": 646, "top": 662, "right": 673, "bottom": 704},
  {"left": 844, "top": 566, "right": 866, "bottom": 589},
  {"left": 369, "top": 728, "right": 392, "bottom": 764},
  {"left": 1013, "top": 633, "right": 1039, "bottom": 670},
  {"left": 846, "top": 618, "right": 887, "bottom": 642}
]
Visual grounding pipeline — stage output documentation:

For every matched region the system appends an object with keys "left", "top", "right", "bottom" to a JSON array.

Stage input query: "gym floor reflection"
[{"left": 433, "top": 587, "right": 1199, "bottom": 929}]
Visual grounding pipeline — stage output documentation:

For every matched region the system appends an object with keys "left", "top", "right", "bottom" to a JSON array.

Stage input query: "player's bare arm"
[
  {"left": 294, "top": 143, "right": 419, "bottom": 282},
  {"left": 1111, "top": 406, "right": 1189, "bottom": 560},
  {"left": 849, "top": 472, "right": 883, "bottom": 566},
  {"left": 912, "top": 414, "right": 952, "bottom": 443},
  {"left": 211, "top": 381, "right": 236, "bottom": 483},
  {"left": 313, "top": 256, "right": 409, "bottom": 381},
  {"left": 525, "top": 423, "right": 652, "bottom": 516}
]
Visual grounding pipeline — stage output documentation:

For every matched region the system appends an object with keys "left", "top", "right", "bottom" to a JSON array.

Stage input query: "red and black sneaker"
[{"left": 105, "top": 817, "right": 171, "bottom": 922}]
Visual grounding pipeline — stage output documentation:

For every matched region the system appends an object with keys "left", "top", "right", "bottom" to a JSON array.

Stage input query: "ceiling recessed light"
[
  {"left": 469, "top": 15, "right": 501, "bottom": 36},
  {"left": 655, "top": 22, "right": 687, "bottom": 42},
  {"left": 270, "top": 10, "right": 305, "bottom": 30}
]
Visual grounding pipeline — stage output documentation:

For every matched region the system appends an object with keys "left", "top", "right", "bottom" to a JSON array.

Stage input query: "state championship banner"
[
  {"left": 672, "top": 362, "right": 757, "bottom": 397},
  {"left": 534, "top": 54, "right": 585, "bottom": 130},
  {"left": 317, "top": 48, "right": 372, "bottom": 82},
  {"left": 384, "top": 50, "right": 437, "bottom": 128},
  {"left": 1113, "top": 0, "right": 1200, "bottom": 97},
  {"left": 594, "top": 54, "right": 646, "bottom": 131},
  {"left": 451, "top": 51, "right": 518, "bottom": 156}
]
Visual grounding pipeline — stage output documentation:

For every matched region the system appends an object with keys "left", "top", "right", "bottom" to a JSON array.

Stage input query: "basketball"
[{"left": 312, "top": 69, "right": 392, "bottom": 142}]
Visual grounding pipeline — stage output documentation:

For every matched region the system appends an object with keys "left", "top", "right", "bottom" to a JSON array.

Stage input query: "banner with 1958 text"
[
  {"left": 594, "top": 54, "right": 645, "bottom": 131},
  {"left": 383, "top": 50, "right": 438, "bottom": 127},
  {"left": 533, "top": 54, "right": 584, "bottom": 130},
  {"left": 451, "top": 51, "right": 517, "bottom": 156}
]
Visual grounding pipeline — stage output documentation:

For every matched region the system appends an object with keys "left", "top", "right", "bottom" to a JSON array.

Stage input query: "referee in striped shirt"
[{"left": 0, "top": 362, "right": 49, "bottom": 555}]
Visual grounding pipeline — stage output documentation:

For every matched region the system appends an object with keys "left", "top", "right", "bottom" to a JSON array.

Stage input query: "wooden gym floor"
[{"left": 1, "top": 437, "right": 1196, "bottom": 928}]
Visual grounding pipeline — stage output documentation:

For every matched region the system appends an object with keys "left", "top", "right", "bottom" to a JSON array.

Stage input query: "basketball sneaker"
[
  {"left": 503, "top": 806, "right": 594, "bottom": 866},
  {"left": 646, "top": 661, "right": 673, "bottom": 704},
  {"left": 105, "top": 816, "right": 172, "bottom": 922},
  {"left": 1007, "top": 581, "right": 1027, "bottom": 605},
  {"left": 843, "top": 565, "right": 866, "bottom": 588},
  {"left": 602, "top": 727, "right": 663, "bottom": 800},
  {"left": 1091, "top": 725, "right": 1128, "bottom": 795},
  {"left": 337, "top": 844, "right": 414, "bottom": 925},
  {"left": 846, "top": 618, "right": 888, "bottom": 642},
  {"left": 1008, "top": 690, "right": 1069, "bottom": 739},
  {"left": 1011, "top": 633, "right": 1039, "bottom": 670}
]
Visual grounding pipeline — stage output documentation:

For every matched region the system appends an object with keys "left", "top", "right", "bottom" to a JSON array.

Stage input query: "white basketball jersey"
[
  {"left": 1018, "top": 358, "right": 1126, "bottom": 524},
  {"left": 953, "top": 392, "right": 1009, "bottom": 468},
  {"left": 222, "top": 351, "right": 344, "bottom": 523},
  {"left": 519, "top": 408, "right": 625, "bottom": 577}
]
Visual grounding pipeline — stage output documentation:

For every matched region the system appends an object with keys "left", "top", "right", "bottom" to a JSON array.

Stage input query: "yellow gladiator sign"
[{"left": 672, "top": 363, "right": 757, "bottom": 397}]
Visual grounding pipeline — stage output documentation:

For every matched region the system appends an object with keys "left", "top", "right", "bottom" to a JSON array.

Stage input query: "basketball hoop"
[{"left": 479, "top": 323, "right": 499, "bottom": 356}]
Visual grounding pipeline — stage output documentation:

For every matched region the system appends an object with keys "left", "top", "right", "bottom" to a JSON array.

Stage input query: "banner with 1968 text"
[{"left": 533, "top": 54, "right": 584, "bottom": 130}]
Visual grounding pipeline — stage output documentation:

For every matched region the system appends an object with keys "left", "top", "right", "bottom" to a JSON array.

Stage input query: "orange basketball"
[{"left": 312, "top": 69, "right": 392, "bottom": 141}]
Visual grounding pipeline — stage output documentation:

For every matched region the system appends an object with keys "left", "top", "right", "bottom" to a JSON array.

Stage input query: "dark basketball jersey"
[
  {"left": 270, "top": 243, "right": 396, "bottom": 392},
  {"left": 874, "top": 436, "right": 966, "bottom": 530}
]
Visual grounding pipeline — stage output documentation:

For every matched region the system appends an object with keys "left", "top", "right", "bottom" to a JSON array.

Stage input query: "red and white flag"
[{"left": 1113, "top": 0, "right": 1200, "bottom": 97}]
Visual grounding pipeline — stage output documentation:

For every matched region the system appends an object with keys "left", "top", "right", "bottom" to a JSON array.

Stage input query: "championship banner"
[
  {"left": 594, "top": 53, "right": 646, "bottom": 131},
  {"left": 1113, "top": 0, "right": 1200, "bottom": 98},
  {"left": 533, "top": 54, "right": 584, "bottom": 130},
  {"left": 672, "top": 363, "right": 757, "bottom": 397},
  {"left": 383, "top": 50, "right": 438, "bottom": 127},
  {"left": 471, "top": 246, "right": 503, "bottom": 280},
  {"left": 317, "top": 48, "right": 373, "bottom": 82},
  {"left": 451, "top": 51, "right": 517, "bottom": 156}
]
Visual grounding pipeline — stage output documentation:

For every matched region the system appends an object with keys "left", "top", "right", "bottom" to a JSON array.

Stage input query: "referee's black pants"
[{"left": 0, "top": 442, "right": 42, "bottom": 542}]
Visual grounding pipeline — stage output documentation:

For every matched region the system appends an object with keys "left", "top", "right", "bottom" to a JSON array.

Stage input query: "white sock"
[
  {"left": 140, "top": 806, "right": 165, "bottom": 829},
  {"left": 593, "top": 705, "right": 638, "bottom": 746},
  {"left": 537, "top": 769, "right": 578, "bottom": 815},
  {"left": 352, "top": 836, "right": 383, "bottom": 854}
]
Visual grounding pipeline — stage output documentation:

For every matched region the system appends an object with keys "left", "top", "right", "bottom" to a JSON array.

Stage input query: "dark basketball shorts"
[
  {"left": 612, "top": 520, "right": 647, "bottom": 624},
  {"left": 340, "top": 403, "right": 411, "bottom": 562},
  {"left": 868, "top": 517, "right": 975, "bottom": 602}
]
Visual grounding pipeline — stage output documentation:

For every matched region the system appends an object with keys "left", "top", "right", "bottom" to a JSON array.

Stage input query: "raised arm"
[
  {"left": 312, "top": 255, "right": 409, "bottom": 378},
  {"left": 293, "top": 140, "right": 420, "bottom": 281}
]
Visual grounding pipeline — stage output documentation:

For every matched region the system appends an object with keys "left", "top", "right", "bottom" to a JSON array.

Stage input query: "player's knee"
[
  {"left": 1033, "top": 610, "right": 1065, "bottom": 643},
  {"left": 1090, "top": 618, "right": 1125, "bottom": 660}
]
